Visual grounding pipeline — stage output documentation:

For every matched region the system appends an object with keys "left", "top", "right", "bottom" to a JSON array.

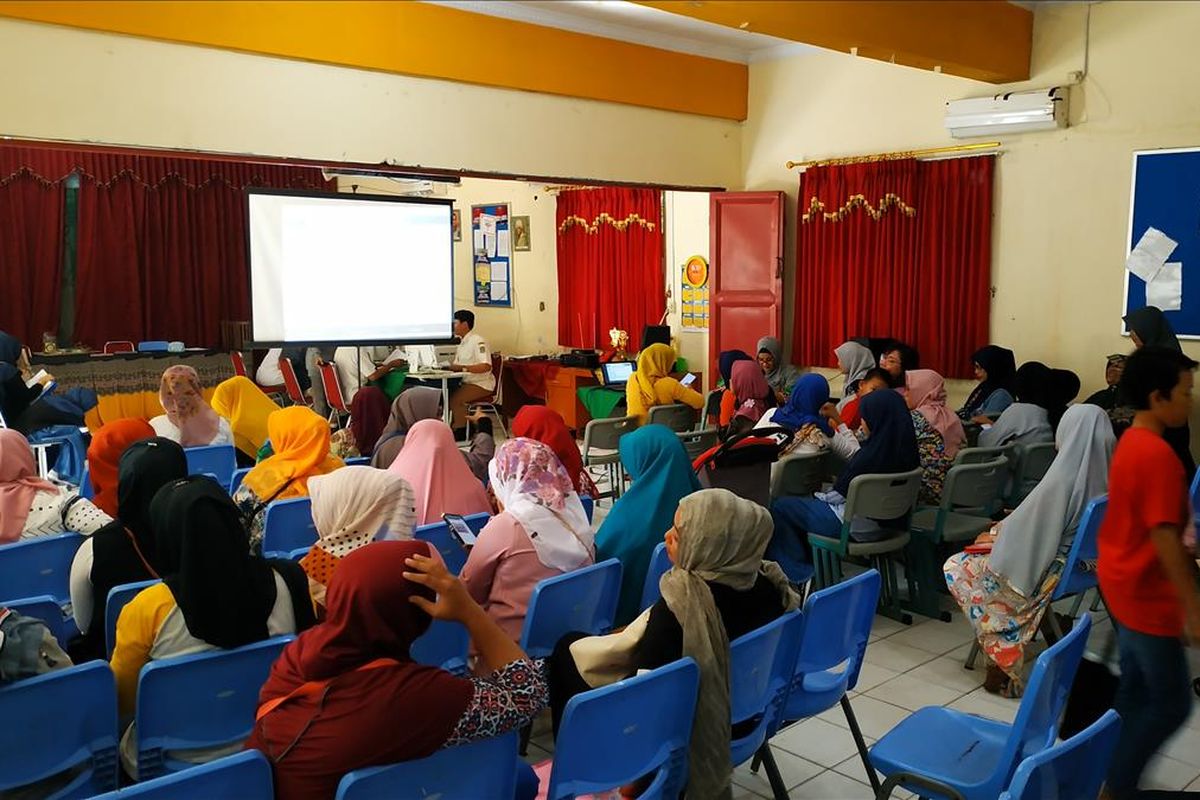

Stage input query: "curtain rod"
[{"left": 786, "top": 141, "right": 1001, "bottom": 169}]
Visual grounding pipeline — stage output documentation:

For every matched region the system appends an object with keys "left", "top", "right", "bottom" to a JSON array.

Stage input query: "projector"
[{"left": 561, "top": 350, "right": 599, "bottom": 369}]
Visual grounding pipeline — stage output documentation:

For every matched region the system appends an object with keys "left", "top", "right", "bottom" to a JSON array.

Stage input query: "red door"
[{"left": 709, "top": 192, "right": 785, "bottom": 384}]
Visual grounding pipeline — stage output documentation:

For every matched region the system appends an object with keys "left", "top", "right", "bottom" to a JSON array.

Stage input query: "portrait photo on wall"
[{"left": 512, "top": 215, "right": 531, "bottom": 251}]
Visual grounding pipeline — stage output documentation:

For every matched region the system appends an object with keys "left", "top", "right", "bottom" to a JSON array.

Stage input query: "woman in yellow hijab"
[
  {"left": 211, "top": 377, "right": 280, "bottom": 460},
  {"left": 231, "top": 406, "right": 344, "bottom": 553},
  {"left": 625, "top": 343, "right": 704, "bottom": 423}
]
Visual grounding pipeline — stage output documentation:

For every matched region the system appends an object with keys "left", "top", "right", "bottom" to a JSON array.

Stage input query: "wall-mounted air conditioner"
[{"left": 944, "top": 87, "right": 1068, "bottom": 139}]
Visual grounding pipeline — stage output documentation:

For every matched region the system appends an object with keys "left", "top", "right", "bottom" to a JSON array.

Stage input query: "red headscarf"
[
  {"left": 347, "top": 386, "right": 391, "bottom": 456},
  {"left": 731, "top": 361, "right": 771, "bottom": 423},
  {"left": 0, "top": 430, "right": 58, "bottom": 544},
  {"left": 86, "top": 418, "right": 155, "bottom": 516},
  {"left": 512, "top": 406, "right": 598, "bottom": 497},
  {"left": 248, "top": 541, "right": 473, "bottom": 800}
]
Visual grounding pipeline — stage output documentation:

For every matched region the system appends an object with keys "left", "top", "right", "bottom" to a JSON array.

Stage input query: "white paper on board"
[
  {"left": 1146, "top": 261, "right": 1183, "bottom": 311},
  {"left": 485, "top": 233, "right": 497, "bottom": 258},
  {"left": 1126, "top": 226, "right": 1178, "bottom": 283},
  {"left": 479, "top": 214, "right": 497, "bottom": 236},
  {"left": 496, "top": 230, "right": 511, "bottom": 257},
  {"left": 490, "top": 282, "right": 509, "bottom": 302},
  {"left": 473, "top": 231, "right": 485, "bottom": 253},
  {"left": 491, "top": 261, "right": 509, "bottom": 282}
]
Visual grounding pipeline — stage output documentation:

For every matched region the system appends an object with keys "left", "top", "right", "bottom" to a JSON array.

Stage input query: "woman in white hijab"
[{"left": 944, "top": 404, "right": 1114, "bottom": 697}]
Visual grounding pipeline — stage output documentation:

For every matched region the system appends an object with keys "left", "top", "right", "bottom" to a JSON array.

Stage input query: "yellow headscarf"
[
  {"left": 630, "top": 343, "right": 677, "bottom": 409},
  {"left": 211, "top": 377, "right": 280, "bottom": 458},
  {"left": 242, "top": 406, "right": 344, "bottom": 501}
]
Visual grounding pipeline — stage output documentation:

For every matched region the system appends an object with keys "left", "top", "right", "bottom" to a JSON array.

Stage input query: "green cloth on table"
[{"left": 578, "top": 386, "right": 626, "bottom": 420}]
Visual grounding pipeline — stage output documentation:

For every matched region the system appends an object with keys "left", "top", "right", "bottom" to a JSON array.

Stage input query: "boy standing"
[{"left": 1100, "top": 346, "right": 1200, "bottom": 798}]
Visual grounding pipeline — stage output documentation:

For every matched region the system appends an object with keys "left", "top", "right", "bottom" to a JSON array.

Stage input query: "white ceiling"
[{"left": 422, "top": 0, "right": 813, "bottom": 64}]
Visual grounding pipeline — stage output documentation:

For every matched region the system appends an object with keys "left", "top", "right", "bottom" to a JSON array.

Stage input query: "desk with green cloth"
[{"left": 577, "top": 386, "right": 626, "bottom": 420}]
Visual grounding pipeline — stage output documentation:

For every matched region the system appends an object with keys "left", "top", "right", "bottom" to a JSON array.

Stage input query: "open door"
[{"left": 708, "top": 191, "right": 785, "bottom": 385}]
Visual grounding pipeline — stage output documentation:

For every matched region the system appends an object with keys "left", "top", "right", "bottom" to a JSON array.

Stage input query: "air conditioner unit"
[{"left": 944, "top": 87, "right": 1067, "bottom": 139}]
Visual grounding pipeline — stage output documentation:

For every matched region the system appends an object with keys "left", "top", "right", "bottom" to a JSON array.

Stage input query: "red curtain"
[
  {"left": 793, "top": 156, "right": 993, "bottom": 377},
  {"left": 556, "top": 187, "right": 664, "bottom": 349},
  {"left": 0, "top": 169, "right": 63, "bottom": 346}
]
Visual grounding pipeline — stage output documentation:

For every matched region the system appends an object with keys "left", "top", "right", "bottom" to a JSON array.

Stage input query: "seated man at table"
[{"left": 448, "top": 310, "right": 495, "bottom": 435}]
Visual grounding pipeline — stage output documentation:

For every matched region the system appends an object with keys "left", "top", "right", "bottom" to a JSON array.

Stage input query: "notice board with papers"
[
  {"left": 1124, "top": 148, "right": 1200, "bottom": 338},
  {"left": 471, "top": 203, "right": 513, "bottom": 308}
]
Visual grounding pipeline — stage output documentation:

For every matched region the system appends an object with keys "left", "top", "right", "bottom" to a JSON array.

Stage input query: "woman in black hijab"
[
  {"left": 1123, "top": 306, "right": 1194, "bottom": 475},
  {"left": 959, "top": 345, "right": 1017, "bottom": 422}
]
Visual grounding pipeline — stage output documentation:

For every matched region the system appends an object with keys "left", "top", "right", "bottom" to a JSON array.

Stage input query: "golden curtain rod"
[{"left": 786, "top": 141, "right": 1001, "bottom": 170}]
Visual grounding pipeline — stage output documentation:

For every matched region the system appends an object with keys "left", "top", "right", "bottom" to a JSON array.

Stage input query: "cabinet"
[{"left": 545, "top": 367, "right": 598, "bottom": 432}]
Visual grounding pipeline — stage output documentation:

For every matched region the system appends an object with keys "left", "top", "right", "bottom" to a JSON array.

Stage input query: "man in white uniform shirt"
[{"left": 448, "top": 309, "right": 495, "bottom": 433}]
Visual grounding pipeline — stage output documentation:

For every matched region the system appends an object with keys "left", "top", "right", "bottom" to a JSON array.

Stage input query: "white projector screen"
[{"left": 247, "top": 190, "right": 454, "bottom": 344}]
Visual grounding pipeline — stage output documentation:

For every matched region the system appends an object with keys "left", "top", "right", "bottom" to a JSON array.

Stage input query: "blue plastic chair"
[
  {"left": 105, "top": 579, "right": 161, "bottom": 657},
  {"left": 411, "top": 619, "right": 470, "bottom": 675},
  {"left": 639, "top": 541, "right": 673, "bottom": 611},
  {"left": 759, "top": 570, "right": 882, "bottom": 794},
  {"left": 0, "top": 531, "right": 83, "bottom": 604},
  {"left": 1192, "top": 469, "right": 1200, "bottom": 528},
  {"left": 79, "top": 461, "right": 94, "bottom": 500},
  {"left": 137, "top": 341, "right": 169, "bottom": 353},
  {"left": 414, "top": 512, "right": 490, "bottom": 575},
  {"left": 869, "top": 614, "right": 1092, "bottom": 800},
  {"left": 261, "top": 497, "right": 317, "bottom": 556},
  {"left": 3, "top": 594, "right": 78, "bottom": 645},
  {"left": 90, "top": 750, "right": 273, "bottom": 799},
  {"left": 994, "top": 709, "right": 1121, "bottom": 800},
  {"left": 134, "top": 636, "right": 294, "bottom": 780},
  {"left": 729, "top": 609, "right": 806, "bottom": 800},
  {"left": 520, "top": 558, "right": 623, "bottom": 660},
  {"left": 546, "top": 658, "right": 700, "bottom": 800},
  {"left": 184, "top": 445, "right": 237, "bottom": 490},
  {"left": 344, "top": 456, "right": 370, "bottom": 466},
  {"left": 335, "top": 732, "right": 519, "bottom": 800},
  {"left": 581, "top": 495, "right": 594, "bottom": 523},
  {"left": 229, "top": 467, "right": 251, "bottom": 495},
  {"left": 0, "top": 661, "right": 119, "bottom": 798}
]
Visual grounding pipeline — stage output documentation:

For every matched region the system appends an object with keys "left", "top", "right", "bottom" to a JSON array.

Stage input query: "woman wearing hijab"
[
  {"left": 512, "top": 406, "right": 598, "bottom": 498},
  {"left": 548, "top": 489, "right": 800, "bottom": 797},
  {"left": 0, "top": 429, "right": 110, "bottom": 543},
  {"left": 1123, "top": 306, "right": 1194, "bottom": 476},
  {"left": 232, "top": 406, "right": 344, "bottom": 553},
  {"left": 370, "top": 387, "right": 442, "bottom": 468},
  {"left": 387, "top": 419, "right": 491, "bottom": 525},
  {"left": 768, "top": 390, "right": 919, "bottom": 582},
  {"left": 150, "top": 365, "right": 233, "bottom": 448},
  {"left": 69, "top": 438, "right": 188, "bottom": 660},
  {"left": 978, "top": 362, "right": 1056, "bottom": 448},
  {"left": 710, "top": 349, "right": 753, "bottom": 427},
  {"left": 248, "top": 541, "right": 545, "bottom": 800},
  {"left": 85, "top": 418, "right": 155, "bottom": 516},
  {"left": 834, "top": 341, "right": 878, "bottom": 400},
  {"left": 329, "top": 386, "right": 391, "bottom": 459},
  {"left": 462, "top": 439, "right": 595, "bottom": 642},
  {"left": 300, "top": 466, "right": 418, "bottom": 613},
  {"left": 1084, "top": 354, "right": 1127, "bottom": 411},
  {"left": 0, "top": 330, "right": 70, "bottom": 434},
  {"left": 626, "top": 343, "right": 704, "bottom": 424},
  {"left": 958, "top": 345, "right": 1017, "bottom": 422},
  {"left": 756, "top": 336, "right": 801, "bottom": 402},
  {"left": 210, "top": 376, "right": 281, "bottom": 462},
  {"left": 905, "top": 369, "right": 966, "bottom": 506},
  {"left": 945, "top": 405, "right": 1114, "bottom": 697},
  {"left": 726, "top": 360, "right": 773, "bottom": 438},
  {"left": 595, "top": 425, "right": 701, "bottom": 624},
  {"left": 112, "top": 476, "right": 314, "bottom": 777}
]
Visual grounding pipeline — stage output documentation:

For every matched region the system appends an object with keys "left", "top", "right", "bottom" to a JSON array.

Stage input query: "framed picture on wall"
[
  {"left": 512, "top": 215, "right": 531, "bottom": 251},
  {"left": 451, "top": 208, "right": 462, "bottom": 242}
]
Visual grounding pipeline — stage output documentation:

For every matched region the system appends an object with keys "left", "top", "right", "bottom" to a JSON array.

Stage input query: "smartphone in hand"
[{"left": 444, "top": 514, "right": 477, "bottom": 549}]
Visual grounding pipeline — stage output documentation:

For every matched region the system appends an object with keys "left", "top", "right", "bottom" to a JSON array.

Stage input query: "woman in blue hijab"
[{"left": 595, "top": 425, "right": 701, "bottom": 623}]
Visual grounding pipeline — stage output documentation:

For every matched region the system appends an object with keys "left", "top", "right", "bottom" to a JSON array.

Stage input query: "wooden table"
[{"left": 546, "top": 367, "right": 599, "bottom": 432}]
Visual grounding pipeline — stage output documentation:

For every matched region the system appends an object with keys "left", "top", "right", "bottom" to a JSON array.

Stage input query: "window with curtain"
[
  {"left": 555, "top": 186, "right": 665, "bottom": 349},
  {"left": 793, "top": 155, "right": 994, "bottom": 377}
]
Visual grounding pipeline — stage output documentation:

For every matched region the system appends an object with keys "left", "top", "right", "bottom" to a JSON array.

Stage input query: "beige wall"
[
  {"left": 664, "top": 191, "right": 712, "bottom": 391},
  {"left": 742, "top": 1, "right": 1200, "bottom": 410}
]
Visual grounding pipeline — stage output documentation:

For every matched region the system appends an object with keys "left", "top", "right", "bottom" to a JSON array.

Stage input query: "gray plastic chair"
[
  {"left": 676, "top": 427, "right": 718, "bottom": 461},
  {"left": 1007, "top": 442, "right": 1056, "bottom": 506},
  {"left": 582, "top": 415, "right": 639, "bottom": 500},
  {"left": 770, "top": 450, "right": 830, "bottom": 499},
  {"left": 953, "top": 445, "right": 1014, "bottom": 467},
  {"left": 647, "top": 403, "right": 698, "bottom": 433}
]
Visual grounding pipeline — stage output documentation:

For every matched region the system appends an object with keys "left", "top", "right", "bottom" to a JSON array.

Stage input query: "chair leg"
[
  {"left": 1068, "top": 591, "right": 1086, "bottom": 618},
  {"left": 842, "top": 696, "right": 882, "bottom": 795},
  {"left": 963, "top": 640, "right": 980, "bottom": 670},
  {"left": 518, "top": 722, "right": 532, "bottom": 756},
  {"left": 756, "top": 744, "right": 790, "bottom": 800}
]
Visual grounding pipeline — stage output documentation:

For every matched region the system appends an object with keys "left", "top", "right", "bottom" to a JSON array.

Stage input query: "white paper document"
[
  {"left": 1126, "top": 226, "right": 1178, "bottom": 283},
  {"left": 496, "top": 229, "right": 511, "bottom": 258},
  {"left": 473, "top": 230, "right": 486, "bottom": 254},
  {"left": 479, "top": 214, "right": 497, "bottom": 236},
  {"left": 490, "top": 261, "right": 509, "bottom": 282},
  {"left": 490, "top": 281, "right": 509, "bottom": 302},
  {"left": 486, "top": 233, "right": 497, "bottom": 258},
  {"left": 1146, "top": 261, "right": 1183, "bottom": 311}
]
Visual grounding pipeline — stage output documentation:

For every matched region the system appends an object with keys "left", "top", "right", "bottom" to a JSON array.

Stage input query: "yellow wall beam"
[
  {"left": 637, "top": 0, "right": 1033, "bottom": 84},
  {"left": 0, "top": 1, "right": 749, "bottom": 120}
]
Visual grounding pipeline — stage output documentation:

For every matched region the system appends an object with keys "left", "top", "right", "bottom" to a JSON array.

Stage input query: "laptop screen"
[{"left": 601, "top": 361, "right": 635, "bottom": 385}]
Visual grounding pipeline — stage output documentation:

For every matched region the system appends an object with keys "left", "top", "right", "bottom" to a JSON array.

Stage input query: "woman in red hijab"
[
  {"left": 85, "top": 418, "right": 154, "bottom": 516},
  {"left": 247, "top": 541, "right": 545, "bottom": 800},
  {"left": 512, "top": 406, "right": 598, "bottom": 498}
]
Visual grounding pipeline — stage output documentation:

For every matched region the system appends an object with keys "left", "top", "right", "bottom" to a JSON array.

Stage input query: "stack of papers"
[{"left": 1126, "top": 226, "right": 1183, "bottom": 310}]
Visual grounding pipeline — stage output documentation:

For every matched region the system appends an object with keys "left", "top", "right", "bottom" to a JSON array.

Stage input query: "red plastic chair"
[
  {"left": 230, "top": 351, "right": 248, "bottom": 378},
  {"left": 466, "top": 353, "right": 507, "bottom": 438},
  {"left": 319, "top": 362, "right": 349, "bottom": 429},
  {"left": 279, "top": 357, "right": 310, "bottom": 407},
  {"left": 103, "top": 341, "right": 135, "bottom": 355}
]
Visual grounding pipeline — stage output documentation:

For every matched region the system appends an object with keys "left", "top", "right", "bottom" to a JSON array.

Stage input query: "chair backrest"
[
  {"left": 548, "top": 658, "right": 701, "bottom": 800},
  {"left": 840, "top": 469, "right": 923, "bottom": 543},
  {"left": 953, "top": 445, "right": 1013, "bottom": 466},
  {"left": 1190, "top": 468, "right": 1200, "bottom": 527},
  {"left": 580, "top": 495, "right": 594, "bottom": 523},
  {"left": 413, "top": 512, "right": 490, "bottom": 575},
  {"left": 230, "top": 351, "right": 248, "bottom": 378},
  {"left": 729, "top": 610, "right": 805, "bottom": 766},
  {"left": 103, "top": 340, "right": 135, "bottom": 355},
  {"left": 278, "top": 357, "right": 308, "bottom": 406},
  {"left": 136, "top": 635, "right": 294, "bottom": 780},
  {"left": 79, "top": 460, "right": 95, "bottom": 499},
  {"left": 676, "top": 427, "right": 719, "bottom": 460},
  {"left": 582, "top": 415, "right": 639, "bottom": 454},
  {"left": 184, "top": 445, "right": 238, "bottom": 490},
  {"left": 520, "top": 558, "right": 623, "bottom": 659},
  {"left": 998, "top": 709, "right": 1121, "bottom": 800},
  {"left": 770, "top": 450, "right": 829, "bottom": 499},
  {"left": 639, "top": 541, "right": 673, "bottom": 612},
  {"left": 2, "top": 594, "right": 74, "bottom": 645},
  {"left": 343, "top": 456, "right": 369, "bottom": 467},
  {"left": 137, "top": 341, "right": 169, "bottom": 353},
  {"left": 1053, "top": 495, "right": 1107, "bottom": 602},
  {"left": 939, "top": 457, "right": 1009, "bottom": 517},
  {"left": 229, "top": 467, "right": 251, "bottom": 495},
  {"left": 0, "top": 661, "right": 119, "bottom": 796},
  {"left": 0, "top": 532, "right": 83, "bottom": 603},
  {"left": 410, "top": 619, "right": 469, "bottom": 675},
  {"left": 261, "top": 497, "right": 318, "bottom": 555},
  {"left": 90, "top": 750, "right": 274, "bottom": 799},
  {"left": 647, "top": 403, "right": 697, "bottom": 433},
  {"left": 106, "top": 579, "right": 162, "bottom": 657},
  {"left": 490, "top": 353, "right": 503, "bottom": 402},
  {"left": 335, "top": 732, "right": 519, "bottom": 800},
  {"left": 1010, "top": 442, "right": 1057, "bottom": 503},
  {"left": 320, "top": 362, "right": 349, "bottom": 414}
]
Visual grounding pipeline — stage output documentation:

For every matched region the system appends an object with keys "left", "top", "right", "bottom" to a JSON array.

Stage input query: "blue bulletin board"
[
  {"left": 471, "top": 203, "right": 512, "bottom": 308},
  {"left": 1124, "top": 148, "right": 1200, "bottom": 338}
]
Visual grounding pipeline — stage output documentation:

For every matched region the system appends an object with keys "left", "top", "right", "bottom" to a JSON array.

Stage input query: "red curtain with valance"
[
  {"left": 556, "top": 187, "right": 664, "bottom": 349},
  {"left": 793, "top": 155, "right": 993, "bottom": 377},
  {"left": 0, "top": 166, "right": 63, "bottom": 347}
]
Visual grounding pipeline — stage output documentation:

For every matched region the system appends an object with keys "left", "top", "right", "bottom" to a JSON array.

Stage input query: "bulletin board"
[
  {"left": 680, "top": 255, "right": 710, "bottom": 331},
  {"left": 471, "top": 203, "right": 512, "bottom": 308},
  {"left": 1123, "top": 147, "right": 1200, "bottom": 337}
]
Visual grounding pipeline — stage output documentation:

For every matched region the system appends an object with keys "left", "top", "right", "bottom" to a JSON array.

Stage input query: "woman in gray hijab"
[
  {"left": 369, "top": 387, "right": 494, "bottom": 481},
  {"left": 756, "top": 336, "right": 801, "bottom": 402}
]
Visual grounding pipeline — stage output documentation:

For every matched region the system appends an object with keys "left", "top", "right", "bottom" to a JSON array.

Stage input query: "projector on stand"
[{"left": 561, "top": 349, "right": 600, "bottom": 369}]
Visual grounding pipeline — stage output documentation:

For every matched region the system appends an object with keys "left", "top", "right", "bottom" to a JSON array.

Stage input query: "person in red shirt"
[
  {"left": 839, "top": 368, "right": 892, "bottom": 431},
  {"left": 1099, "top": 346, "right": 1200, "bottom": 799}
]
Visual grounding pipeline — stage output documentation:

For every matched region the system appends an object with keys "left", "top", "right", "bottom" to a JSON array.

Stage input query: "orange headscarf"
[
  {"left": 86, "top": 418, "right": 155, "bottom": 516},
  {"left": 242, "top": 407, "right": 344, "bottom": 502}
]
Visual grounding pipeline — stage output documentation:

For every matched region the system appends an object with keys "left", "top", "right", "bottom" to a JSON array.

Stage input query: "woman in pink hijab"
[
  {"left": 387, "top": 419, "right": 491, "bottom": 525},
  {"left": 904, "top": 369, "right": 967, "bottom": 504},
  {"left": 149, "top": 365, "right": 233, "bottom": 448},
  {"left": 0, "top": 429, "right": 110, "bottom": 543}
]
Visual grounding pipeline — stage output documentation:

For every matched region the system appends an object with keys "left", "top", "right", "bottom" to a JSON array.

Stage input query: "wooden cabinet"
[{"left": 545, "top": 367, "right": 598, "bottom": 432}]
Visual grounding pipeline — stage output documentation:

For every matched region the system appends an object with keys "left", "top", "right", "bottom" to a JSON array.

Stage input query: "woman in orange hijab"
[{"left": 85, "top": 418, "right": 154, "bottom": 516}]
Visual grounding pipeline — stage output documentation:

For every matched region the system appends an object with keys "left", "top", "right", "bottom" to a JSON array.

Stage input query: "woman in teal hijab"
[{"left": 596, "top": 425, "right": 701, "bottom": 623}]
